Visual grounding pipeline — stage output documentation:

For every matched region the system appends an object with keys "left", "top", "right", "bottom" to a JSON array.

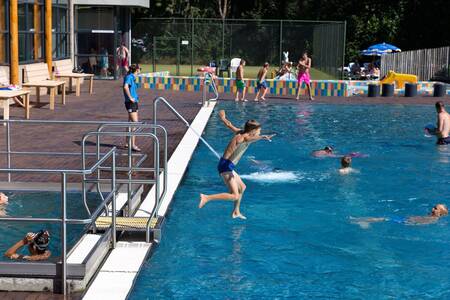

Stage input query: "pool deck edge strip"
[
  {"left": 135, "top": 101, "right": 217, "bottom": 217},
  {"left": 82, "top": 242, "right": 151, "bottom": 300},
  {"left": 82, "top": 102, "right": 216, "bottom": 300}
]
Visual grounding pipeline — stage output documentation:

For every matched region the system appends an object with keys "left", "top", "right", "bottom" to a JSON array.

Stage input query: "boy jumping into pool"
[
  {"left": 199, "top": 110, "right": 275, "bottom": 219},
  {"left": 350, "top": 204, "right": 448, "bottom": 228}
]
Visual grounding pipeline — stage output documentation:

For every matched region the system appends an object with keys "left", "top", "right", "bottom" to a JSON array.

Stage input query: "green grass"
[{"left": 140, "top": 64, "right": 335, "bottom": 80}]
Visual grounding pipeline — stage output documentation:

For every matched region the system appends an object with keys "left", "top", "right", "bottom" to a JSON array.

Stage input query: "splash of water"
[{"left": 240, "top": 171, "right": 299, "bottom": 183}]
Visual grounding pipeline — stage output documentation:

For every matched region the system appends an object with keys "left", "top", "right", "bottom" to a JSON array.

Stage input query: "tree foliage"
[{"left": 138, "top": 0, "right": 450, "bottom": 62}]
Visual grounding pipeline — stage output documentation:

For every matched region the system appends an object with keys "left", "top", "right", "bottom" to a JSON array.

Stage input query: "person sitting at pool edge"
[
  {"left": 312, "top": 146, "right": 334, "bottom": 157},
  {"left": 351, "top": 204, "right": 448, "bottom": 228},
  {"left": 5, "top": 230, "right": 51, "bottom": 261},
  {"left": 339, "top": 155, "right": 356, "bottom": 175},
  {"left": 435, "top": 101, "right": 450, "bottom": 145}
]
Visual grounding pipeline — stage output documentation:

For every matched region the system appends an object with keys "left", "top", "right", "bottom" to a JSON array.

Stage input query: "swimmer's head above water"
[
  {"left": 341, "top": 155, "right": 352, "bottom": 168},
  {"left": 431, "top": 204, "right": 448, "bottom": 218},
  {"left": 435, "top": 101, "right": 445, "bottom": 113},
  {"left": 324, "top": 146, "right": 334, "bottom": 154}
]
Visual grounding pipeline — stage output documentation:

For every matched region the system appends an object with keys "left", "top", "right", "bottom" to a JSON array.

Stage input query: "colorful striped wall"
[
  {"left": 137, "top": 73, "right": 448, "bottom": 97},
  {"left": 137, "top": 74, "right": 348, "bottom": 97}
]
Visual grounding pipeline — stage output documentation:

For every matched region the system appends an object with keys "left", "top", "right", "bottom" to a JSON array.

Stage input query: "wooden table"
[
  {"left": 55, "top": 73, "right": 94, "bottom": 96},
  {"left": 23, "top": 81, "right": 66, "bottom": 110},
  {"left": 0, "top": 89, "right": 31, "bottom": 120}
]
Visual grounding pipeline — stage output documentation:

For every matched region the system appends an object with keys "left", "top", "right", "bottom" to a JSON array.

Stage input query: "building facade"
[{"left": 0, "top": 0, "right": 149, "bottom": 83}]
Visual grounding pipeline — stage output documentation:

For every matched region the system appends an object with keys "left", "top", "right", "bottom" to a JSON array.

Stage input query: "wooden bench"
[
  {"left": 0, "top": 68, "right": 30, "bottom": 120},
  {"left": 22, "top": 63, "right": 65, "bottom": 110},
  {"left": 53, "top": 59, "right": 94, "bottom": 96}
]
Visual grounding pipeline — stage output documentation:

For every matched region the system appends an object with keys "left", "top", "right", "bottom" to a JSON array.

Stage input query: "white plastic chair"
[{"left": 230, "top": 58, "right": 241, "bottom": 78}]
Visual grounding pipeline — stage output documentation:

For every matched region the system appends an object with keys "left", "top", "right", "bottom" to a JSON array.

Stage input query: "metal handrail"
[
  {"left": 202, "top": 72, "right": 219, "bottom": 106},
  {"left": 92, "top": 123, "right": 168, "bottom": 219},
  {"left": 0, "top": 146, "right": 117, "bottom": 295}
]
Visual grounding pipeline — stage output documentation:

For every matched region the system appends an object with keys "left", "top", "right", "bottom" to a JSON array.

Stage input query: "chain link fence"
[{"left": 131, "top": 18, "right": 346, "bottom": 79}]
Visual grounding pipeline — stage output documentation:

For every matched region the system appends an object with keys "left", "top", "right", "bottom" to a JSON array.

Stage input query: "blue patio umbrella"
[{"left": 361, "top": 42, "right": 401, "bottom": 56}]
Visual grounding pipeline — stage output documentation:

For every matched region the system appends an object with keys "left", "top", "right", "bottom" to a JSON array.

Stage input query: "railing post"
[
  {"left": 111, "top": 150, "right": 116, "bottom": 248},
  {"left": 6, "top": 122, "right": 11, "bottom": 182},
  {"left": 60, "top": 172, "right": 67, "bottom": 295},
  {"left": 127, "top": 126, "right": 132, "bottom": 217}
]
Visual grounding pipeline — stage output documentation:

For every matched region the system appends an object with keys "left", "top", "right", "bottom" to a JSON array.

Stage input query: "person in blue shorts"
[
  {"left": 123, "top": 64, "right": 141, "bottom": 152},
  {"left": 199, "top": 110, "right": 275, "bottom": 219},
  {"left": 254, "top": 62, "right": 269, "bottom": 101},
  {"left": 350, "top": 204, "right": 448, "bottom": 228}
]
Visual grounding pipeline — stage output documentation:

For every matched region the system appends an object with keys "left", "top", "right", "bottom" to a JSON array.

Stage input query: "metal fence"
[
  {"left": 131, "top": 18, "right": 346, "bottom": 79},
  {"left": 381, "top": 46, "right": 450, "bottom": 81}
]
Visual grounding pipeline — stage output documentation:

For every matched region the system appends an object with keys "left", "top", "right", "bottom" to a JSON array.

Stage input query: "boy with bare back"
[
  {"left": 199, "top": 110, "right": 275, "bottom": 219},
  {"left": 296, "top": 52, "right": 314, "bottom": 101},
  {"left": 255, "top": 62, "right": 269, "bottom": 101},
  {"left": 235, "top": 59, "right": 247, "bottom": 102}
]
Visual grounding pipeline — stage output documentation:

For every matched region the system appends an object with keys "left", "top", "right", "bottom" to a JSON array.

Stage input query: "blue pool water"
[
  {"left": 0, "top": 192, "right": 101, "bottom": 260},
  {"left": 130, "top": 102, "right": 450, "bottom": 299}
]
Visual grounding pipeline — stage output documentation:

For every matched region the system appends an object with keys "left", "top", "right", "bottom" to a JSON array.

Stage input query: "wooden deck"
[{"left": 0, "top": 80, "right": 204, "bottom": 183}]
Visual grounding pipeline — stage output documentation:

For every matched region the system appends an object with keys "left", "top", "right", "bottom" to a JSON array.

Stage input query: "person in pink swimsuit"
[{"left": 296, "top": 52, "right": 314, "bottom": 101}]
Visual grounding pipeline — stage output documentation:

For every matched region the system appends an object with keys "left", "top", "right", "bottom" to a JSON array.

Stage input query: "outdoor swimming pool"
[
  {"left": 130, "top": 102, "right": 450, "bottom": 298},
  {"left": 0, "top": 192, "right": 101, "bottom": 260}
]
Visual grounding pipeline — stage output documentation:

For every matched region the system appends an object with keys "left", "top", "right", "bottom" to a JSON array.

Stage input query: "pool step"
[{"left": 95, "top": 216, "right": 158, "bottom": 231}]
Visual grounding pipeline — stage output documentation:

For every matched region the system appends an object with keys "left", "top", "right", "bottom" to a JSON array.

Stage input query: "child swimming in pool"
[
  {"left": 199, "top": 110, "right": 275, "bottom": 219},
  {"left": 339, "top": 155, "right": 357, "bottom": 175},
  {"left": 350, "top": 204, "right": 448, "bottom": 228}
]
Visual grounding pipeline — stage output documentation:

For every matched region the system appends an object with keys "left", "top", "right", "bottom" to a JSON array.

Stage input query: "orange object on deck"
[{"left": 381, "top": 70, "right": 418, "bottom": 89}]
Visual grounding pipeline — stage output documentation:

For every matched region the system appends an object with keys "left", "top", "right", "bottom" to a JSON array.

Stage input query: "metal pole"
[
  {"left": 279, "top": 20, "right": 283, "bottom": 66},
  {"left": 81, "top": 138, "right": 90, "bottom": 215},
  {"left": 177, "top": 37, "right": 180, "bottom": 76},
  {"left": 61, "top": 172, "right": 67, "bottom": 295},
  {"left": 222, "top": 19, "right": 225, "bottom": 59},
  {"left": 111, "top": 150, "right": 116, "bottom": 248},
  {"left": 191, "top": 18, "right": 194, "bottom": 76},
  {"left": 6, "top": 122, "right": 11, "bottom": 182},
  {"left": 341, "top": 21, "right": 346, "bottom": 80},
  {"left": 127, "top": 126, "right": 132, "bottom": 216},
  {"left": 153, "top": 36, "right": 156, "bottom": 72}
]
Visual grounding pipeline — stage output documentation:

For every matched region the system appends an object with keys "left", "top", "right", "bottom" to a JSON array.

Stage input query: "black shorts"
[{"left": 125, "top": 101, "right": 139, "bottom": 113}]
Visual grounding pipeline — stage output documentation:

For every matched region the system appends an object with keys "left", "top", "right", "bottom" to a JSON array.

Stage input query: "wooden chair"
[
  {"left": 0, "top": 67, "right": 30, "bottom": 120},
  {"left": 53, "top": 59, "right": 94, "bottom": 96},
  {"left": 22, "top": 63, "right": 65, "bottom": 110}
]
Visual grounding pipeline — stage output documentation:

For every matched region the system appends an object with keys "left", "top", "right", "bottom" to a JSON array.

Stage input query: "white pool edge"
[{"left": 82, "top": 101, "right": 217, "bottom": 300}]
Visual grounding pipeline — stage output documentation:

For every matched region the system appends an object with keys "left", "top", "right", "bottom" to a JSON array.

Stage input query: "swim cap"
[{"left": 32, "top": 230, "right": 50, "bottom": 252}]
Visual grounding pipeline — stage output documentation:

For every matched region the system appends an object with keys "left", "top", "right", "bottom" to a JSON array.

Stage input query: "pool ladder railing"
[{"left": 0, "top": 119, "right": 169, "bottom": 295}]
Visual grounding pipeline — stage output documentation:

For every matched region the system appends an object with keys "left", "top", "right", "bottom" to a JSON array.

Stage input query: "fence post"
[
  {"left": 342, "top": 21, "right": 346, "bottom": 80},
  {"left": 222, "top": 19, "right": 225, "bottom": 59},
  {"left": 279, "top": 20, "right": 283, "bottom": 66},
  {"left": 191, "top": 18, "right": 194, "bottom": 76}
]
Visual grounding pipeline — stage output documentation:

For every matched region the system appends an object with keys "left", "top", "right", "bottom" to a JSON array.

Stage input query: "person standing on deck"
[
  {"left": 116, "top": 43, "right": 130, "bottom": 76},
  {"left": 435, "top": 101, "right": 450, "bottom": 145},
  {"left": 296, "top": 52, "right": 314, "bottom": 101},
  {"left": 199, "top": 110, "right": 275, "bottom": 219},
  {"left": 123, "top": 64, "right": 141, "bottom": 152},
  {"left": 235, "top": 59, "right": 247, "bottom": 102},
  {"left": 254, "top": 62, "right": 269, "bottom": 101}
]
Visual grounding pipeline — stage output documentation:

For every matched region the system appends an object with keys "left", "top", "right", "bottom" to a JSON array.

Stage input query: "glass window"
[
  {"left": 0, "top": 0, "right": 8, "bottom": 64},
  {"left": 17, "top": 1, "right": 45, "bottom": 63},
  {"left": 76, "top": 6, "right": 114, "bottom": 31},
  {"left": 52, "top": 2, "right": 69, "bottom": 59}
]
